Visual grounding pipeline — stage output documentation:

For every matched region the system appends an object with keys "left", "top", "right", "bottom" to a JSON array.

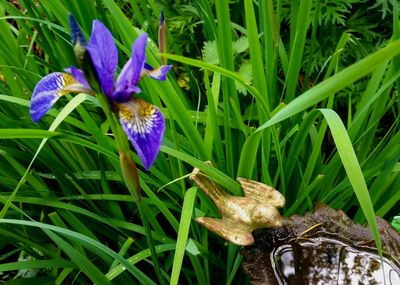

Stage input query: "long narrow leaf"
[
  {"left": 319, "top": 109, "right": 383, "bottom": 260},
  {"left": 238, "top": 40, "right": 400, "bottom": 177},
  {"left": 170, "top": 187, "right": 197, "bottom": 285}
]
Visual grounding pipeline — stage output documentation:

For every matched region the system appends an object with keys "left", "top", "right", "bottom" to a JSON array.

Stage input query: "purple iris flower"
[{"left": 30, "top": 17, "right": 172, "bottom": 170}]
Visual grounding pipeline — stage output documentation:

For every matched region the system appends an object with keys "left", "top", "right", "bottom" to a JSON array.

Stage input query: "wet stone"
[{"left": 242, "top": 204, "right": 400, "bottom": 285}]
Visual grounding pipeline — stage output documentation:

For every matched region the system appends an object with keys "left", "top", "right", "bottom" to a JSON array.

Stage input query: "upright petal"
[
  {"left": 86, "top": 20, "right": 118, "bottom": 97},
  {"left": 30, "top": 72, "right": 88, "bottom": 122},
  {"left": 130, "top": 33, "right": 148, "bottom": 84},
  {"left": 113, "top": 33, "right": 148, "bottom": 102},
  {"left": 117, "top": 98, "right": 165, "bottom": 170},
  {"left": 112, "top": 58, "right": 141, "bottom": 102},
  {"left": 142, "top": 63, "right": 172, "bottom": 81}
]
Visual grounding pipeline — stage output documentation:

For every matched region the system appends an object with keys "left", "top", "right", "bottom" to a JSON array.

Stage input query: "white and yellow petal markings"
[
  {"left": 30, "top": 72, "right": 91, "bottom": 122},
  {"left": 117, "top": 98, "right": 165, "bottom": 170}
]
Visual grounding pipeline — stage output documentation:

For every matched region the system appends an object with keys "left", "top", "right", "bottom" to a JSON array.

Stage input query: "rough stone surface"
[{"left": 241, "top": 204, "right": 400, "bottom": 284}]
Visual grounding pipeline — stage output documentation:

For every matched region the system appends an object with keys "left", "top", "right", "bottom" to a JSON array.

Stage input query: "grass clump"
[{"left": 0, "top": 0, "right": 399, "bottom": 284}]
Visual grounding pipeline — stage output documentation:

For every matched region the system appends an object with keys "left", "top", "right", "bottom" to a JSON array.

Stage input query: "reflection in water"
[{"left": 271, "top": 237, "right": 400, "bottom": 285}]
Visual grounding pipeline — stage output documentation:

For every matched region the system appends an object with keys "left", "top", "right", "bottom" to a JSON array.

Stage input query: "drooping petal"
[
  {"left": 65, "top": 66, "right": 91, "bottom": 89},
  {"left": 142, "top": 63, "right": 172, "bottom": 81},
  {"left": 86, "top": 20, "right": 118, "bottom": 98},
  {"left": 113, "top": 33, "right": 148, "bottom": 102},
  {"left": 117, "top": 98, "right": 165, "bottom": 170},
  {"left": 68, "top": 15, "right": 87, "bottom": 67},
  {"left": 30, "top": 72, "right": 88, "bottom": 122}
]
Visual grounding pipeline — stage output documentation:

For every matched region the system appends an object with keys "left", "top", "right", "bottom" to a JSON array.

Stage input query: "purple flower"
[{"left": 30, "top": 16, "right": 172, "bottom": 170}]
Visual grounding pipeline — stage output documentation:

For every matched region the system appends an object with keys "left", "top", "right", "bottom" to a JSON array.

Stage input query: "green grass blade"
[
  {"left": 161, "top": 146, "right": 241, "bottom": 195},
  {"left": 267, "top": 40, "right": 400, "bottom": 128},
  {"left": 0, "top": 93, "right": 91, "bottom": 218},
  {"left": 105, "top": 244, "right": 176, "bottom": 282},
  {"left": 285, "top": 0, "right": 312, "bottom": 102},
  {"left": 161, "top": 53, "right": 269, "bottom": 117},
  {"left": 392, "top": 0, "right": 400, "bottom": 112},
  {"left": 0, "top": 219, "right": 156, "bottom": 284},
  {"left": 318, "top": 109, "right": 383, "bottom": 259},
  {"left": 170, "top": 187, "right": 197, "bottom": 285},
  {"left": 260, "top": 0, "right": 278, "bottom": 104},
  {"left": 44, "top": 230, "right": 111, "bottom": 285},
  {"left": 238, "top": 40, "right": 400, "bottom": 178},
  {"left": 0, "top": 259, "right": 74, "bottom": 272},
  {"left": 215, "top": 0, "right": 239, "bottom": 176},
  {"left": 0, "top": 129, "right": 59, "bottom": 139},
  {"left": 244, "top": 0, "right": 269, "bottom": 111}
]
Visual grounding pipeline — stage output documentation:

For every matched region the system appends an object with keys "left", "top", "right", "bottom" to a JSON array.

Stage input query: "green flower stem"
[{"left": 95, "top": 92, "right": 166, "bottom": 285}]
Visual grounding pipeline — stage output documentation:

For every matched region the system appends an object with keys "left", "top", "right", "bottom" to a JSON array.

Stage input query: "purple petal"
[
  {"left": 65, "top": 66, "right": 91, "bottom": 89},
  {"left": 113, "top": 33, "right": 148, "bottom": 102},
  {"left": 118, "top": 98, "right": 165, "bottom": 170},
  {"left": 130, "top": 33, "right": 148, "bottom": 83},
  {"left": 143, "top": 64, "right": 172, "bottom": 81},
  {"left": 30, "top": 72, "right": 86, "bottom": 122},
  {"left": 112, "top": 58, "right": 141, "bottom": 102},
  {"left": 86, "top": 20, "right": 118, "bottom": 98}
]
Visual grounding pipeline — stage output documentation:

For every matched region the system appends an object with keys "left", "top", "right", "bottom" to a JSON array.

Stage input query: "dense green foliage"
[{"left": 0, "top": 0, "right": 399, "bottom": 284}]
